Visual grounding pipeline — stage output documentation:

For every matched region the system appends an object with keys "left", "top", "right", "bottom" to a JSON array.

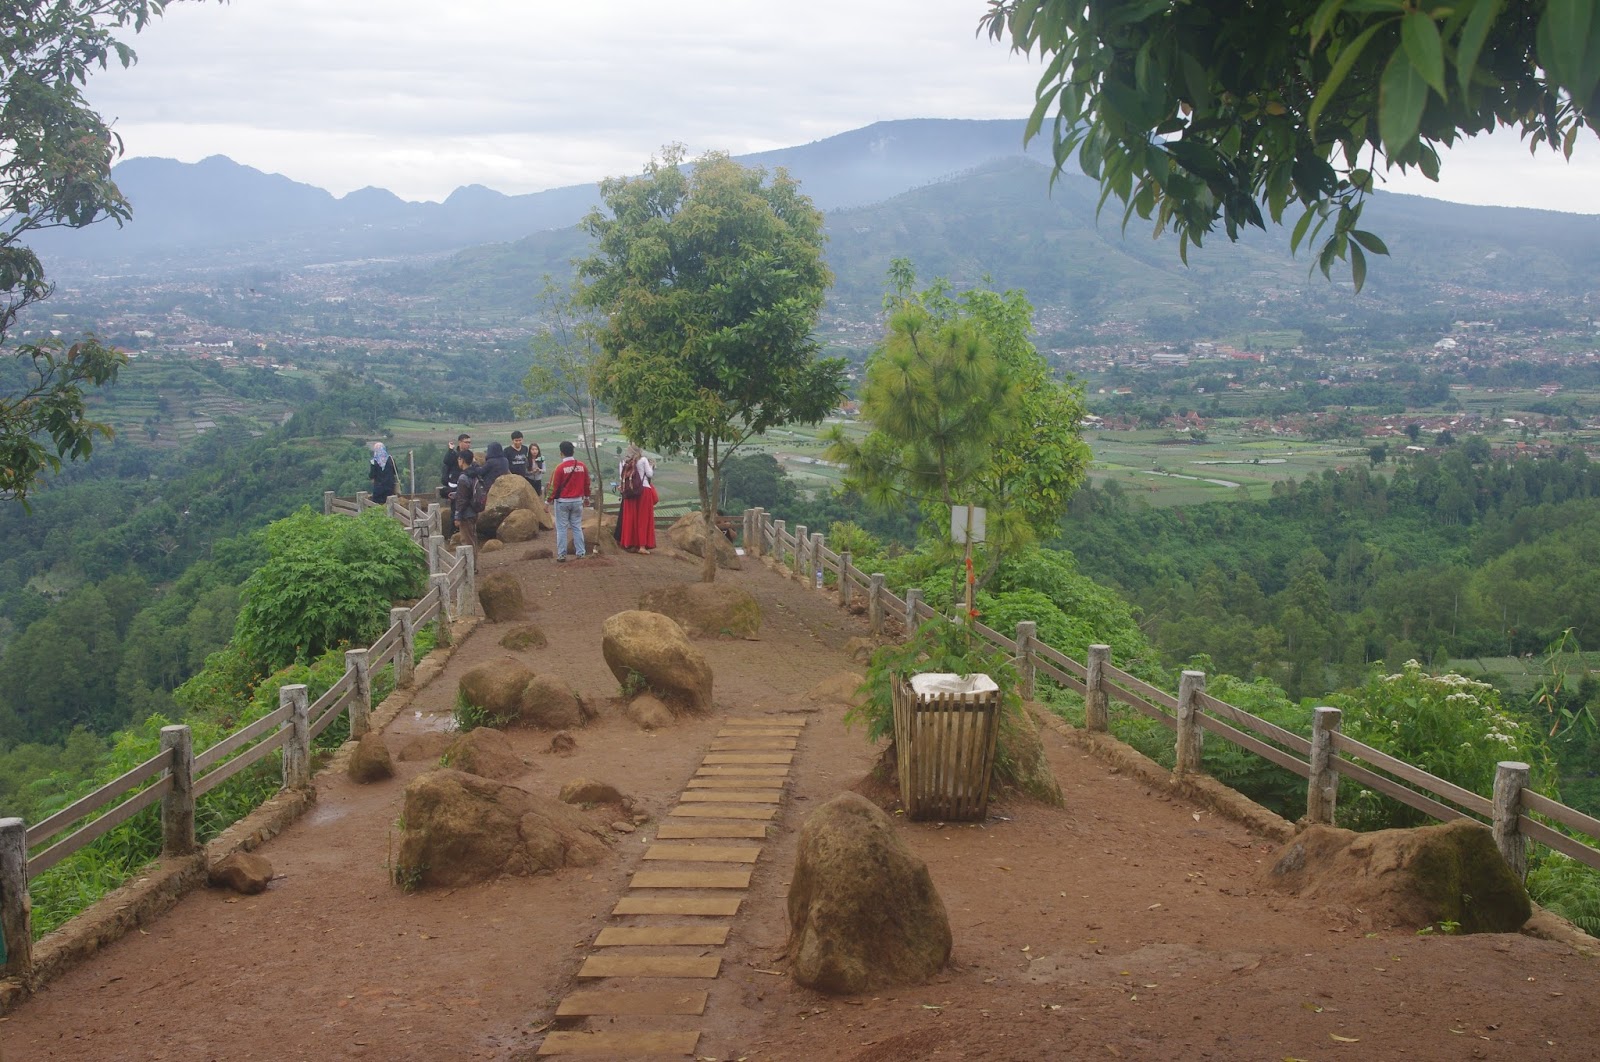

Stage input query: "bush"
[{"left": 233, "top": 507, "right": 425, "bottom": 672}]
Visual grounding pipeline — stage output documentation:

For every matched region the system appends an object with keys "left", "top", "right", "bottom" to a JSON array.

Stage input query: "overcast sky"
[{"left": 87, "top": 0, "right": 1600, "bottom": 214}]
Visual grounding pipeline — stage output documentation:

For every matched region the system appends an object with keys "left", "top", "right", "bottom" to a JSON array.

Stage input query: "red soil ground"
[{"left": 2, "top": 542, "right": 1596, "bottom": 1061}]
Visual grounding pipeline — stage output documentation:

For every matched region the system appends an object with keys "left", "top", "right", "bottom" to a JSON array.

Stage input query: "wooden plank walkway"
[{"left": 538, "top": 715, "right": 808, "bottom": 1056}]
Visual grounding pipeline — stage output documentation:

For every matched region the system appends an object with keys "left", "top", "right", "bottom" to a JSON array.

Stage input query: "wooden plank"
[
  {"left": 709, "top": 737, "right": 797, "bottom": 751},
  {"left": 594, "top": 926, "right": 730, "bottom": 947},
  {"left": 1036, "top": 659, "right": 1089, "bottom": 696},
  {"left": 669, "top": 805, "right": 776, "bottom": 820},
  {"left": 643, "top": 845, "right": 759, "bottom": 863},
  {"left": 555, "top": 989, "right": 708, "bottom": 1017},
  {"left": 694, "top": 765, "right": 788, "bottom": 777},
  {"left": 1524, "top": 792, "right": 1600, "bottom": 842},
  {"left": 613, "top": 896, "right": 742, "bottom": 916},
  {"left": 715, "top": 728, "right": 801, "bottom": 738},
  {"left": 678, "top": 790, "right": 782, "bottom": 804},
  {"left": 1196, "top": 691, "right": 1312, "bottom": 755},
  {"left": 194, "top": 704, "right": 292, "bottom": 772},
  {"left": 687, "top": 777, "right": 785, "bottom": 790},
  {"left": 1033, "top": 640, "right": 1088, "bottom": 679},
  {"left": 193, "top": 727, "right": 287, "bottom": 798},
  {"left": 26, "top": 748, "right": 175, "bottom": 847},
  {"left": 1195, "top": 714, "right": 1313, "bottom": 779},
  {"left": 656, "top": 823, "right": 770, "bottom": 840},
  {"left": 28, "top": 780, "right": 169, "bottom": 876},
  {"left": 629, "top": 870, "right": 751, "bottom": 889},
  {"left": 1518, "top": 816, "right": 1600, "bottom": 870},
  {"left": 1337, "top": 758, "right": 1469, "bottom": 823},
  {"left": 577, "top": 955, "right": 722, "bottom": 979},
  {"left": 538, "top": 1030, "right": 700, "bottom": 1056},
  {"left": 1331, "top": 733, "right": 1493, "bottom": 816},
  {"left": 702, "top": 753, "right": 792, "bottom": 765},
  {"left": 725, "top": 717, "right": 806, "bottom": 727},
  {"left": 1103, "top": 663, "right": 1181, "bottom": 711}
]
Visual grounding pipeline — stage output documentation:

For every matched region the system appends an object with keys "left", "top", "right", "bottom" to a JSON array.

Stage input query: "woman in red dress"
[{"left": 618, "top": 443, "right": 657, "bottom": 553}]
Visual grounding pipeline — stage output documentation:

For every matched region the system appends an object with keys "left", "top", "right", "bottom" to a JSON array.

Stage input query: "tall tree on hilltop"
[
  {"left": 2, "top": 1, "right": 203, "bottom": 503},
  {"left": 578, "top": 147, "right": 844, "bottom": 582},
  {"left": 981, "top": 0, "right": 1600, "bottom": 289}
]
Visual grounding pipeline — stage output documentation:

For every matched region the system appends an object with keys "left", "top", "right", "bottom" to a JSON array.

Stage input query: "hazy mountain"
[{"left": 30, "top": 119, "right": 1039, "bottom": 277}]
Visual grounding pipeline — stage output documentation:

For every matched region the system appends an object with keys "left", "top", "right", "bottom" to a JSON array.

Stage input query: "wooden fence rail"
[
  {"left": 1, "top": 499, "right": 473, "bottom": 982},
  {"left": 745, "top": 507, "right": 1600, "bottom": 886}
]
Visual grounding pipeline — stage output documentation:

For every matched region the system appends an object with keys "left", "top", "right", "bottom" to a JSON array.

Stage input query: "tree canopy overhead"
[
  {"left": 578, "top": 146, "right": 844, "bottom": 580},
  {"left": 3, "top": 0, "right": 198, "bottom": 501},
  {"left": 981, "top": 0, "right": 1600, "bottom": 289}
]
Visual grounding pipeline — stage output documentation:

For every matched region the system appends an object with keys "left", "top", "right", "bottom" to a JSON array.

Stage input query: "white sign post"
[{"left": 951, "top": 505, "right": 986, "bottom": 624}]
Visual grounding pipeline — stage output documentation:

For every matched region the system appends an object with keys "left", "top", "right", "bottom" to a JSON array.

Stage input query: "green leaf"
[
  {"left": 1454, "top": 0, "right": 1498, "bottom": 98},
  {"left": 1401, "top": 11, "right": 1447, "bottom": 98},
  {"left": 1349, "top": 229, "right": 1390, "bottom": 256},
  {"left": 1537, "top": 0, "right": 1594, "bottom": 87},
  {"left": 1309, "top": 0, "right": 1348, "bottom": 49},
  {"left": 1349, "top": 241, "right": 1368, "bottom": 292},
  {"left": 1308, "top": 21, "right": 1389, "bottom": 138},
  {"left": 1378, "top": 51, "right": 1429, "bottom": 155},
  {"left": 1290, "top": 205, "right": 1318, "bottom": 255}
]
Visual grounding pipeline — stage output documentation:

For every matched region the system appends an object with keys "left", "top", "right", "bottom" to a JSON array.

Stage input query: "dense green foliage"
[
  {"left": 233, "top": 507, "right": 425, "bottom": 673},
  {"left": 982, "top": 0, "right": 1600, "bottom": 287}
]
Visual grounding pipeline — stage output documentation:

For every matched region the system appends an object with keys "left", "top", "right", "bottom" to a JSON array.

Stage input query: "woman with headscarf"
[
  {"left": 368, "top": 442, "right": 398, "bottom": 503},
  {"left": 617, "top": 443, "right": 657, "bottom": 553}
]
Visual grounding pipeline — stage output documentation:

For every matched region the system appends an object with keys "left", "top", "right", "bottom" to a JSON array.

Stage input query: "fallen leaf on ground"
[{"left": 1330, "top": 1033, "right": 1360, "bottom": 1043}]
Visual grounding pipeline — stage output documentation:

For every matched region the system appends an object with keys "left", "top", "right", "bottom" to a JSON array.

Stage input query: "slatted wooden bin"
[{"left": 891, "top": 673, "right": 1002, "bottom": 821}]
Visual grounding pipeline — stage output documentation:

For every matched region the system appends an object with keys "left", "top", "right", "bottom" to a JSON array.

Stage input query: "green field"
[{"left": 1088, "top": 430, "right": 1368, "bottom": 505}]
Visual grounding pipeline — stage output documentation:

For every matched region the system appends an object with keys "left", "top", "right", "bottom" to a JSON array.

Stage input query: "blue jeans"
[{"left": 554, "top": 497, "right": 586, "bottom": 558}]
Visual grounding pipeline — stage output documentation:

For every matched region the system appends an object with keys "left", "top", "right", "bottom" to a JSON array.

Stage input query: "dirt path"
[{"left": 2, "top": 543, "right": 1597, "bottom": 1061}]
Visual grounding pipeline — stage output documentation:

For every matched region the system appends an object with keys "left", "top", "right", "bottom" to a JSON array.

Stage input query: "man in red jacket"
[{"left": 546, "top": 440, "right": 590, "bottom": 562}]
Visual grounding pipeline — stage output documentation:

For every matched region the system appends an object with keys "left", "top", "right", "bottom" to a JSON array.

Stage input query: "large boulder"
[
  {"left": 394, "top": 769, "right": 610, "bottom": 889},
  {"left": 458, "top": 659, "right": 589, "bottom": 730},
  {"left": 477, "top": 571, "right": 525, "bottom": 622},
  {"left": 500, "top": 624, "right": 548, "bottom": 651},
  {"left": 347, "top": 732, "right": 394, "bottom": 784},
  {"left": 601, "top": 611, "right": 713, "bottom": 713},
  {"left": 443, "top": 727, "right": 526, "bottom": 780},
  {"left": 481, "top": 477, "right": 551, "bottom": 536},
  {"left": 638, "top": 582, "right": 762, "bottom": 638},
  {"left": 498, "top": 509, "right": 542, "bottom": 543},
  {"left": 806, "top": 671, "right": 866, "bottom": 708},
  {"left": 581, "top": 507, "right": 615, "bottom": 545},
  {"left": 625, "top": 693, "right": 675, "bottom": 731},
  {"left": 787, "top": 792, "right": 951, "bottom": 993},
  {"left": 666, "top": 512, "right": 742, "bottom": 570},
  {"left": 1262, "top": 820, "right": 1531, "bottom": 933}
]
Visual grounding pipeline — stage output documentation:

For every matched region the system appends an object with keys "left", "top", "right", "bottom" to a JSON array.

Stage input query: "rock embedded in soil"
[
  {"left": 477, "top": 572, "right": 526, "bottom": 622},
  {"left": 1262, "top": 819, "right": 1531, "bottom": 933},
  {"left": 497, "top": 509, "right": 541, "bottom": 543},
  {"left": 547, "top": 730, "right": 577, "bottom": 755},
  {"left": 395, "top": 769, "right": 609, "bottom": 888},
  {"left": 443, "top": 727, "right": 526, "bottom": 780},
  {"left": 625, "top": 693, "right": 675, "bottom": 731},
  {"left": 560, "top": 778, "right": 626, "bottom": 806},
  {"left": 479, "top": 539, "right": 505, "bottom": 553},
  {"left": 209, "top": 852, "right": 274, "bottom": 895},
  {"left": 665, "top": 512, "right": 743, "bottom": 569},
  {"left": 347, "top": 732, "right": 394, "bottom": 784},
  {"left": 805, "top": 671, "right": 866, "bottom": 708},
  {"left": 500, "top": 624, "right": 548, "bottom": 651},
  {"left": 601, "top": 610, "right": 713, "bottom": 713},
  {"left": 457, "top": 660, "right": 588, "bottom": 730},
  {"left": 787, "top": 791, "right": 952, "bottom": 994},
  {"left": 637, "top": 582, "right": 762, "bottom": 638}
]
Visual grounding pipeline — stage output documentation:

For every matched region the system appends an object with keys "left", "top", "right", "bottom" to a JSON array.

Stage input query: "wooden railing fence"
[
  {"left": 0, "top": 500, "right": 475, "bottom": 980},
  {"left": 741, "top": 507, "right": 1600, "bottom": 885}
]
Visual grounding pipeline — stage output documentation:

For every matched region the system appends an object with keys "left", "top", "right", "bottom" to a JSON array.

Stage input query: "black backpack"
[{"left": 470, "top": 473, "right": 489, "bottom": 513}]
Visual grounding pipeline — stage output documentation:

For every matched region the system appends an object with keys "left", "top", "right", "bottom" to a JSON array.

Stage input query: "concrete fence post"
[
  {"left": 280, "top": 684, "right": 311, "bottom": 790},
  {"left": 838, "top": 551, "right": 853, "bottom": 607},
  {"left": 323, "top": 490, "right": 336, "bottom": 515},
  {"left": 428, "top": 534, "right": 445, "bottom": 575},
  {"left": 792, "top": 525, "right": 808, "bottom": 579},
  {"left": 810, "top": 533, "right": 825, "bottom": 589},
  {"left": 1493, "top": 760, "right": 1532, "bottom": 879},
  {"left": 355, "top": 490, "right": 371, "bottom": 511},
  {"left": 430, "top": 573, "right": 453, "bottom": 646},
  {"left": 459, "top": 549, "right": 482, "bottom": 618},
  {"left": 1085, "top": 645, "right": 1110, "bottom": 732},
  {"left": 1175, "top": 670, "right": 1206, "bottom": 776},
  {"left": 869, "top": 574, "right": 886, "bottom": 635},
  {"left": 392, "top": 606, "right": 416, "bottom": 688},
  {"left": 345, "top": 648, "right": 372, "bottom": 740},
  {"left": 159, "top": 725, "right": 195, "bottom": 857},
  {"left": 772, "top": 519, "right": 786, "bottom": 565},
  {"left": 0, "top": 817, "right": 31, "bottom": 979},
  {"left": 743, "top": 509, "right": 755, "bottom": 554},
  {"left": 904, "top": 588, "right": 924, "bottom": 636},
  {"left": 1015, "top": 621, "right": 1037, "bottom": 701},
  {"left": 1307, "top": 707, "right": 1343, "bottom": 825}
]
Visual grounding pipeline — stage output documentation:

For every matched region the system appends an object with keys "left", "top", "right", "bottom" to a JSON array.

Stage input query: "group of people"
[{"left": 371, "top": 430, "right": 657, "bottom": 560}]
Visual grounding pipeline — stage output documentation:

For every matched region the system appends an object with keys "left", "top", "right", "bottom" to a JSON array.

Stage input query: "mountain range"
[{"left": 30, "top": 118, "right": 1600, "bottom": 333}]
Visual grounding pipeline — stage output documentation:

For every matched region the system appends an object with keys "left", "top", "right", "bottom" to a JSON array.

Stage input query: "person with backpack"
[
  {"left": 451, "top": 448, "right": 487, "bottom": 551},
  {"left": 617, "top": 442, "right": 657, "bottom": 554},
  {"left": 546, "top": 440, "right": 590, "bottom": 562},
  {"left": 368, "top": 442, "right": 399, "bottom": 504}
]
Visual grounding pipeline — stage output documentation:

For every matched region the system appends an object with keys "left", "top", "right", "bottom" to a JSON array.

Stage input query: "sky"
[{"left": 86, "top": 0, "right": 1600, "bottom": 214}]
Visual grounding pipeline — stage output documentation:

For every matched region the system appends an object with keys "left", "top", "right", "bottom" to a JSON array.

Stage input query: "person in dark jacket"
[
  {"left": 506, "top": 431, "right": 537, "bottom": 488},
  {"left": 481, "top": 440, "right": 510, "bottom": 491},
  {"left": 452, "top": 449, "right": 485, "bottom": 550},
  {"left": 440, "top": 432, "right": 470, "bottom": 497},
  {"left": 368, "top": 442, "right": 398, "bottom": 503}
]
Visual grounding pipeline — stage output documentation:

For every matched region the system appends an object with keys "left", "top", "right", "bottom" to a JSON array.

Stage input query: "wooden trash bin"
[{"left": 891, "top": 673, "right": 1002, "bottom": 822}]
